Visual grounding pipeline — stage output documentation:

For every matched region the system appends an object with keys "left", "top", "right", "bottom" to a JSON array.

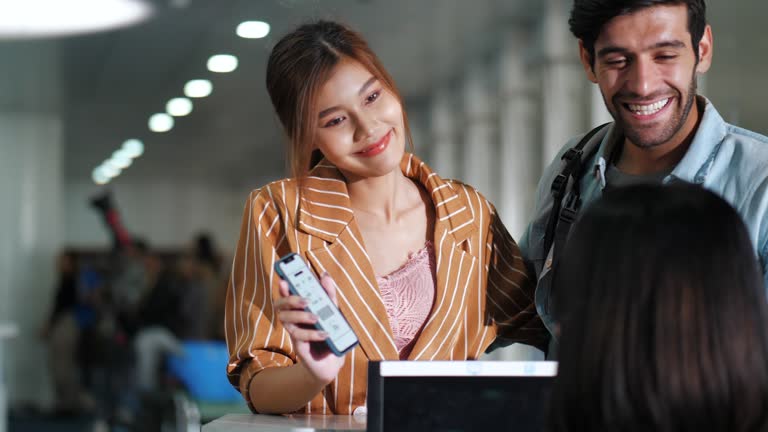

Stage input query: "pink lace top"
[{"left": 376, "top": 242, "right": 436, "bottom": 360}]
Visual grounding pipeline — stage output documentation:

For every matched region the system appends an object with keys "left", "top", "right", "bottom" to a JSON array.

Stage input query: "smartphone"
[{"left": 274, "top": 253, "right": 359, "bottom": 356}]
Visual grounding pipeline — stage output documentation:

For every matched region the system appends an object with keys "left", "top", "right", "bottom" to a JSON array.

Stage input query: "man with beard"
[{"left": 513, "top": 0, "right": 768, "bottom": 351}]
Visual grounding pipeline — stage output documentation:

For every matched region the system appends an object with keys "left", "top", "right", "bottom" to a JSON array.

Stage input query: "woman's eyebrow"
[
  {"left": 358, "top": 76, "right": 377, "bottom": 96},
  {"left": 318, "top": 77, "right": 379, "bottom": 119}
]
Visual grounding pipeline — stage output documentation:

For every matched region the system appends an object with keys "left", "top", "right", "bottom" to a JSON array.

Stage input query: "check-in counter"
[
  {"left": 203, "top": 361, "right": 556, "bottom": 431},
  {"left": 203, "top": 413, "right": 365, "bottom": 431}
]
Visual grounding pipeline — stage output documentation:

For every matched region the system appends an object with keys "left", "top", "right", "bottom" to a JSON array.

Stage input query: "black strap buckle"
[
  {"left": 559, "top": 205, "right": 577, "bottom": 224},
  {"left": 551, "top": 174, "right": 568, "bottom": 195},
  {"left": 561, "top": 147, "right": 583, "bottom": 163},
  {"left": 559, "top": 195, "right": 580, "bottom": 224}
]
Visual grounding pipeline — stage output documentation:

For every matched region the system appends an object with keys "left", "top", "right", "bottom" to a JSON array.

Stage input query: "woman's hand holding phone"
[{"left": 275, "top": 272, "right": 346, "bottom": 385}]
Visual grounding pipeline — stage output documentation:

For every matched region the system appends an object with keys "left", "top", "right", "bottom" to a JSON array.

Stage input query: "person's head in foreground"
[{"left": 551, "top": 183, "right": 768, "bottom": 432}]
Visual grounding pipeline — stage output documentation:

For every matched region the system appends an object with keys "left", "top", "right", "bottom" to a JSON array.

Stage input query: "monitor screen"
[{"left": 367, "top": 361, "right": 557, "bottom": 432}]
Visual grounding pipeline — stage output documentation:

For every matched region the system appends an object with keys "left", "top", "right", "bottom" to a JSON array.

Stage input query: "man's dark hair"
[
  {"left": 549, "top": 183, "right": 768, "bottom": 432},
  {"left": 569, "top": 0, "right": 707, "bottom": 67}
]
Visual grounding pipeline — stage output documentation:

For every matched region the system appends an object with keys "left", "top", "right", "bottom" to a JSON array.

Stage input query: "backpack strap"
[{"left": 542, "top": 123, "right": 610, "bottom": 259}]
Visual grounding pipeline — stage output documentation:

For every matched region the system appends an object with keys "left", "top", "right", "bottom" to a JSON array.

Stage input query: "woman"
[
  {"left": 550, "top": 183, "right": 768, "bottom": 432},
  {"left": 225, "top": 20, "right": 548, "bottom": 415}
]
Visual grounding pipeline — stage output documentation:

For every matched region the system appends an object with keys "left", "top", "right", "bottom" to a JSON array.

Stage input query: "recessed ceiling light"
[
  {"left": 92, "top": 167, "right": 110, "bottom": 185},
  {"left": 110, "top": 150, "right": 133, "bottom": 169},
  {"left": 237, "top": 21, "right": 270, "bottom": 39},
  {"left": 100, "top": 163, "right": 121, "bottom": 178},
  {"left": 184, "top": 79, "right": 213, "bottom": 98},
  {"left": 207, "top": 54, "right": 238, "bottom": 73},
  {"left": 0, "top": 0, "right": 153, "bottom": 39},
  {"left": 122, "top": 139, "right": 144, "bottom": 157},
  {"left": 148, "top": 113, "right": 174, "bottom": 132},
  {"left": 166, "top": 97, "right": 193, "bottom": 116}
]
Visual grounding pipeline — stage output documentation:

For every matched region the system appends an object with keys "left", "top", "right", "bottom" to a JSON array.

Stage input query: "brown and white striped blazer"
[{"left": 225, "top": 153, "right": 548, "bottom": 414}]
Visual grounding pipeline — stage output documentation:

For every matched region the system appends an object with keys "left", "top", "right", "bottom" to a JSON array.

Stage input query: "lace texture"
[{"left": 376, "top": 242, "right": 436, "bottom": 359}]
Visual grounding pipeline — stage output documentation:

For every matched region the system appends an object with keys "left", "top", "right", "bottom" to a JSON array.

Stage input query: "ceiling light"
[
  {"left": 237, "top": 21, "right": 270, "bottom": 39},
  {"left": 104, "top": 159, "right": 123, "bottom": 171},
  {"left": 122, "top": 139, "right": 144, "bottom": 157},
  {"left": 207, "top": 54, "right": 238, "bottom": 73},
  {"left": 110, "top": 150, "right": 133, "bottom": 169},
  {"left": 111, "top": 159, "right": 132, "bottom": 169},
  {"left": 184, "top": 79, "right": 213, "bottom": 98},
  {"left": 100, "top": 163, "right": 121, "bottom": 178},
  {"left": 92, "top": 167, "right": 110, "bottom": 185},
  {"left": 0, "top": 0, "right": 153, "bottom": 39},
  {"left": 113, "top": 148, "right": 132, "bottom": 160},
  {"left": 148, "top": 113, "right": 174, "bottom": 132},
  {"left": 166, "top": 97, "right": 193, "bottom": 116}
]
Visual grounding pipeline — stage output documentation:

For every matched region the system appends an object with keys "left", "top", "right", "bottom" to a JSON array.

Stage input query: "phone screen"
[{"left": 276, "top": 254, "right": 358, "bottom": 355}]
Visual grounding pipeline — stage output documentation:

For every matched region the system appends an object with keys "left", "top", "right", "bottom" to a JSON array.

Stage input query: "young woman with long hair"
[{"left": 225, "top": 20, "right": 548, "bottom": 415}]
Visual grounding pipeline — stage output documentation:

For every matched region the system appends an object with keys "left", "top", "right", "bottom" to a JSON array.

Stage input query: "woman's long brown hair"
[{"left": 266, "top": 20, "right": 413, "bottom": 180}]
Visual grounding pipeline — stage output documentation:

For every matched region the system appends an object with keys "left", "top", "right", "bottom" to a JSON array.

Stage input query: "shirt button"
[{"left": 353, "top": 406, "right": 367, "bottom": 416}]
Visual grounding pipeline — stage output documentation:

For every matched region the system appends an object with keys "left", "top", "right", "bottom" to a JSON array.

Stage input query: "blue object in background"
[
  {"left": 166, "top": 341, "right": 242, "bottom": 402},
  {"left": 75, "top": 266, "right": 102, "bottom": 328}
]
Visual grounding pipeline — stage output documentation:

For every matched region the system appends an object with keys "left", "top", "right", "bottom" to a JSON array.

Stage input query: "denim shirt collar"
[
  {"left": 668, "top": 97, "right": 728, "bottom": 184},
  {"left": 592, "top": 96, "right": 728, "bottom": 189}
]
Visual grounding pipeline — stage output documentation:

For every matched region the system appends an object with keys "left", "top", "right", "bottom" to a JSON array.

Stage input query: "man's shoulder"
[
  {"left": 724, "top": 123, "right": 768, "bottom": 148},
  {"left": 707, "top": 123, "right": 768, "bottom": 214},
  {"left": 718, "top": 123, "right": 768, "bottom": 177}
]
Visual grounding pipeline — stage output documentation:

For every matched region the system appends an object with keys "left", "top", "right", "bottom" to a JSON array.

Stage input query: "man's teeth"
[{"left": 627, "top": 98, "right": 669, "bottom": 115}]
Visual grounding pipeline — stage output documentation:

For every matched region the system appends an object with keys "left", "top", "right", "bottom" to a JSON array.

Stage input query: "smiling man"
[{"left": 516, "top": 0, "right": 768, "bottom": 348}]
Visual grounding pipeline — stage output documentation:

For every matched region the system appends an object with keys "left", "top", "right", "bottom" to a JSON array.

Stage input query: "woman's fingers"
[
  {"left": 278, "top": 310, "right": 317, "bottom": 326},
  {"left": 278, "top": 280, "right": 290, "bottom": 298},
  {"left": 280, "top": 316, "right": 328, "bottom": 342},
  {"left": 274, "top": 294, "right": 307, "bottom": 312},
  {"left": 288, "top": 327, "right": 328, "bottom": 342}
]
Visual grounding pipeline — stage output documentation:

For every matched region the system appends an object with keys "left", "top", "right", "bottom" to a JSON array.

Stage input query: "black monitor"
[{"left": 366, "top": 361, "right": 556, "bottom": 432}]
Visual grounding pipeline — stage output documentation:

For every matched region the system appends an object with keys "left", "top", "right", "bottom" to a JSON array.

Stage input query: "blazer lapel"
[
  {"left": 297, "top": 154, "right": 479, "bottom": 361},
  {"left": 296, "top": 162, "right": 354, "bottom": 244},
  {"left": 299, "top": 160, "right": 399, "bottom": 361},
  {"left": 401, "top": 155, "right": 479, "bottom": 360},
  {"left": 305, "top": 229, "right": 399, "bottom": 361}
]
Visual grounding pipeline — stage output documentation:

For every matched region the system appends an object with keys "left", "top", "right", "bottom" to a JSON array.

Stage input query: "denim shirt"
[{"left": 520, "top": 97, "right": 768, "bottom": 337}]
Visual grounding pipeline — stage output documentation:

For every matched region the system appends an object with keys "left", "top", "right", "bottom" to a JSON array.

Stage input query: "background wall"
[{"left": 64, "top": 180, "right": 245, "bottom": 252}]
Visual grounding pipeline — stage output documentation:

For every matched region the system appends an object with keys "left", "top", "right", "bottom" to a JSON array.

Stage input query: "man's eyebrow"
[
  {"left": 649, "top": 40, "right": 687, "bottom": 50},
  {"left": 596, "top": 46, "right": 629, "bottom": 58},
  {"left": 597, "top": 40, "right": 687, "bottom": 58}
]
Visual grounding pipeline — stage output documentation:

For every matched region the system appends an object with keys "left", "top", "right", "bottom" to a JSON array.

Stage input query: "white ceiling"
[
  {"left": 55, "top": 0, "right": 543, "bottom": 187},
  {"left": 1, "top": 0, "right": 765, "bottom": 187}
]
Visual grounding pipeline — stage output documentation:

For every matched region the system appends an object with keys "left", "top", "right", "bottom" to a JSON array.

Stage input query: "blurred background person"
[
  {"left": 40, "top": 251, "right": 95, "bottom": 417},
  {"left": 90, "top": 192, "right": 152, "bottom": 330},
  {"left": 190, "top": 233, "right": 225, "bottom": 341},
  {"left": 134, "top": 232, "right": 223, "bottom": 395},
  {"left": 550, "top": 183, "right": 768, "bottom": 432}
]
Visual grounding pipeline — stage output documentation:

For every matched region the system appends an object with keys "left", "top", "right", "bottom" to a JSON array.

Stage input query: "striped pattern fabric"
[{"left": 225, "top": 153, "right": 548, "bottom": 414}]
